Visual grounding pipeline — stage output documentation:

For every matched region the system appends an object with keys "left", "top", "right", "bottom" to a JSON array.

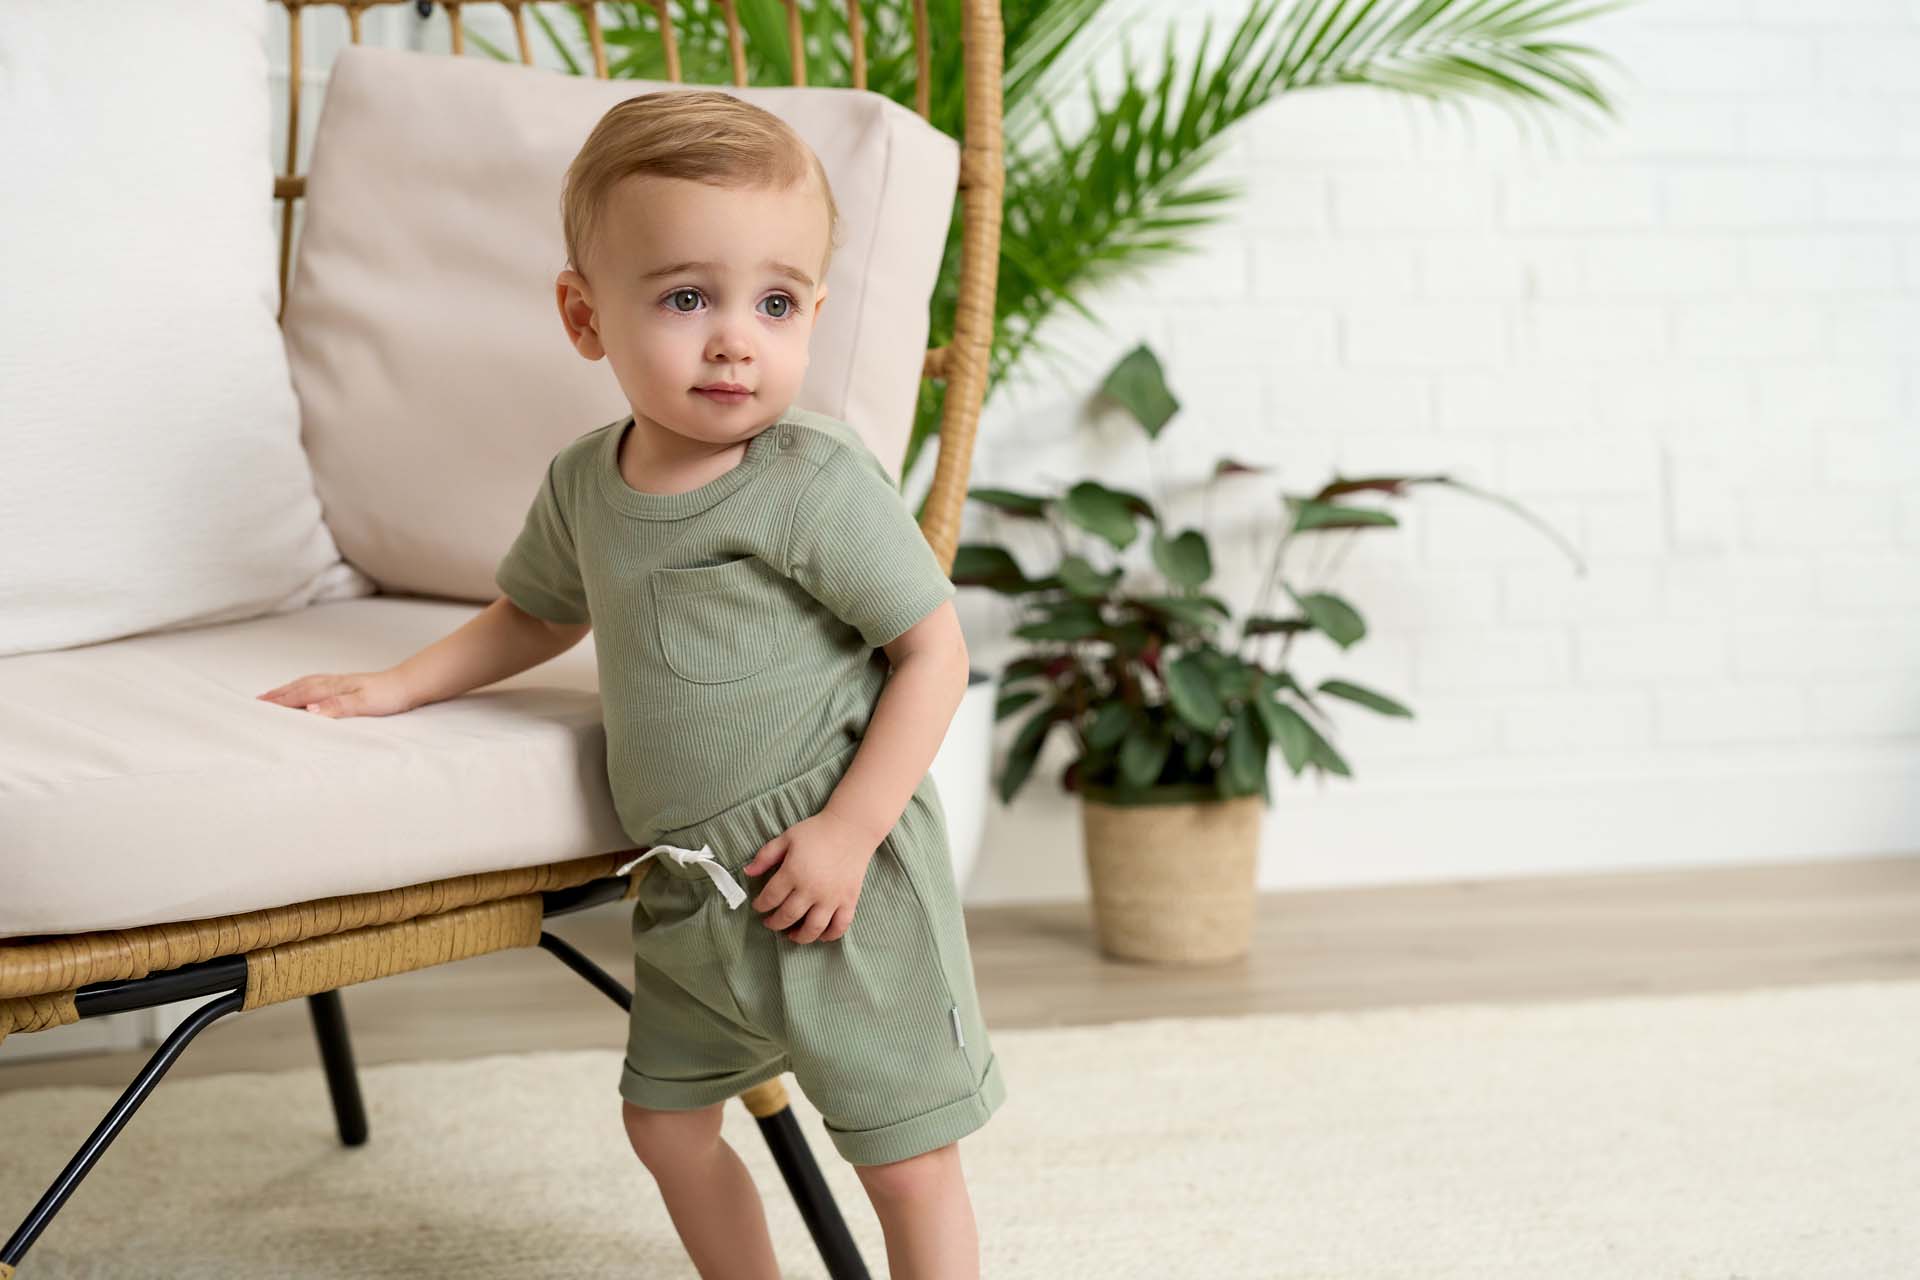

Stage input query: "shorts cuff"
[
  {"left": 824, "top": 1052, "right": 1007, "bottom": 1167},
  {"left": 618, "top": 1056, "right": 789, "bottom": 1111}
]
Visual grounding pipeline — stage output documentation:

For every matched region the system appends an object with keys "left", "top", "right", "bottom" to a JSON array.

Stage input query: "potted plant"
[{"left": 955, "top": 344, "right": 1584, "bottom": 964}]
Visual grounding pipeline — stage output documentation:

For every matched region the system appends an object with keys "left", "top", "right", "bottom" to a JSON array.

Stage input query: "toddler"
[{"left": 257, "top": 89, "right": 1004, "bottom": 1280}]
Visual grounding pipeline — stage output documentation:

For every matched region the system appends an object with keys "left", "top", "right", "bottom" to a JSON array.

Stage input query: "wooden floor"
[{"left": 3, "top": 853, "right": 1916, "bottom": 1091}]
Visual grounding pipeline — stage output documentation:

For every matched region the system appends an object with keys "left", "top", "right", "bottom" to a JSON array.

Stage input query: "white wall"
[
  {"left": 265, "top": 3, "right": 1920, "bottom": 907},
  {"left": 952, "top": 0, "right": 1920, "bottom": 902}
]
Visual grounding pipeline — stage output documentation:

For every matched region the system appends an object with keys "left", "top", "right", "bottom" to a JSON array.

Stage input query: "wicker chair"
[{"left": 0, "top": 2, "right": 1003, "bottom": 1275}]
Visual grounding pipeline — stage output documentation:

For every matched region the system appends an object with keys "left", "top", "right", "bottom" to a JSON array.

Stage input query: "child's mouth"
[{"left": 693, "top": 388, "right": 752, "bottom": 405}]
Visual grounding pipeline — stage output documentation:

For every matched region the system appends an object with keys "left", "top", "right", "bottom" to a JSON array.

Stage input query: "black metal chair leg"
[
  {"left": 538, "top": 929, "right": 871, "bottom": 1280},
  {"left": 1, "top": 988, "right": 245, "bottom": 1275},
  {"left": 307, "top": 989, "right": 368, "bottom": 1147},
  {"left": 752, "top": 1104, "right": 871, "bottom": 1280}
]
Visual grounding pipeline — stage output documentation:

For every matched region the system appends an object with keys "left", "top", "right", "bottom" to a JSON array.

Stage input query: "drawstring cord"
[{"left": 615, "top": 842, "right": 749, "bottom": 910}]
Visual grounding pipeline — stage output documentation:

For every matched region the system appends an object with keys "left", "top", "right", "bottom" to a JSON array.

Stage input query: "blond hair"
[{"left": 561, "top": 89, "right": 840, "bottom": 284}]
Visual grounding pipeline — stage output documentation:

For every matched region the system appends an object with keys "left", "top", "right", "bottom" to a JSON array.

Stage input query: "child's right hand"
[{"left": 256, "top": 670, "right": 415, "bottom": 719}]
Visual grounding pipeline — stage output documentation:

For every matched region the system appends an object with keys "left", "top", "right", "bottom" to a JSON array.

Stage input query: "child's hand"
[
  {"left": 255, "top": 670, "right": 415, "bottom": 719},
  {"left": 740, "top": 810, "right": 879, "bottom": 945}
]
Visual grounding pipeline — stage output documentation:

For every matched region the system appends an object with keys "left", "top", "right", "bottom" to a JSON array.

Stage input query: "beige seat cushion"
[
  {"left": 0, "top": 597, "right": 627, "bottom": 940},
  {"left": 281, "top": 45, "right": 960, "bottom": 605}
]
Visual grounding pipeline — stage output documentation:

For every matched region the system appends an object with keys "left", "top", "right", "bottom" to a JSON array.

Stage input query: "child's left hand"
[{"left": 740, "top": 810, "right": 879, "bottom": 945}]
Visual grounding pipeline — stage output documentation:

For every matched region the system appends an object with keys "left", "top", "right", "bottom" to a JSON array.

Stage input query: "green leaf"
[
  {"left": 1107, "top": 621, "right": 1155, "bottom": 655},
  {"left": 966, "top": 487, "right": 1052, "bottom": 519},
  {"left": 952, "top": 543, "right": 1034, "bottom": 594},
  {"left": 1225, "top": 704, "right": 1265, "bottom": 793},
  {"left": 1125, "top": 594, "right": 1228, "bottom": 629},
  {"left": 1164, "top": 652, "right": 1226, "bottom": 730},
  {"left": 1182, "top": 729, "right": 1212, "bottom": 771},
  {"left": 528, "top": 2, "right": 582, "bottom": 77},
  {"left": 1287, "top": 497, "right": 1400, "bottom": 533},
  {"left": 1099, "top": 343, "right": 1181, "bottom": 438},
  {"left": 1013, "top": 613, "right": 1109, "bottom": 642},
  {"left": 1086, "top": 699, "right": 1133, "bottom": 750},
  {"left": 458, "top": 21, "right": 514, "bottom": 62},
  {"left": 1252, "top": 695, "right": 1314, "bottom": 776},
  {"left": 1206, "top": 652, "right": 1261, "bottom": 709},
  {"left": 999, "top": 704, "right": 1059, "bottom": 804},
  {"left": 1059, "top": 554, "right": 1123, "bottom": 599},
  {"left": 1118, "top": 722, "right": 1172, "bottom": 787},
  {"left": 1318, "top": 679, "right": 1414, "bottom": 718},
  {"left": 1305, "top": 730, "right": 1353, "bottom": 779},
  {"left": 1053, "top": 596, "right": 1107, "bottom": 621},
  {"left": 1060, "top": 481, "right": 1147, "bottom": 548},
  {"left": 1000, "top": 655, "right": 1057, "bottom": 685},
  {"left": 1150, "top": 527, "right": 1212, "bottom": 587},
  {"left": 996, "top": 688, "right": 1043, "bottom": 722},
  {"left": 1287, "top": 586, "right": 1367, "bottom": 649}
]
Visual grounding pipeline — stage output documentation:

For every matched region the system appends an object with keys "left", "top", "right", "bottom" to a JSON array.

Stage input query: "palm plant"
[{"left": 460, "top": 0, "right": 1631, "bottom": 490}]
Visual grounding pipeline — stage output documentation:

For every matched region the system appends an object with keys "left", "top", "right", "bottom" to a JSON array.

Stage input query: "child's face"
[{"left": 555, "top": 174, "right": 831, "bottom": 447}]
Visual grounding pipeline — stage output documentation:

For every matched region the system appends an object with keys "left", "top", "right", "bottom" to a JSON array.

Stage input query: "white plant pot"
[{"left": 927, "top": 668, "right": 995, "bottom": 892}]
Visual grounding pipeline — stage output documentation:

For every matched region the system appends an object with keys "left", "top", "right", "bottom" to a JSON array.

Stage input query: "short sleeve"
[
  {"left": 494, "top": 456, "right": 590, "bottom": 625},
  {"left": 784, "top": 450, "right": 956, "bottom": 648}
]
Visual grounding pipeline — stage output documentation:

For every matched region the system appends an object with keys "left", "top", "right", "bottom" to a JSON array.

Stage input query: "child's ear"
[
  {"left": 555, "top": 269, "right": 606, "bottom": 360},
  {"left": 812, "top": 285, "right": 828, "bottom": 321}
]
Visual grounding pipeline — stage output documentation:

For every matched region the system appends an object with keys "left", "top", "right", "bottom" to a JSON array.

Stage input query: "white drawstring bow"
[{"left": 615, "top": 842, "right": 749, "bottom": 909}]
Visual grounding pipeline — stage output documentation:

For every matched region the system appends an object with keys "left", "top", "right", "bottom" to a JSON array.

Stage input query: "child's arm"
[
  {"left": 818, "top": 599, "right": 969, "bottom": 845},
  {"left": 740, "top": 448, "right": 965, "bottom": 944},
  {"left": 740, "top": 598, "right": 967, "bottom": 945},
  {"left": 256, "top": 597, "right": 590, "bottom": 718},
  {"left": 396, "top": 597, "right": 591, "bottom": 708}
]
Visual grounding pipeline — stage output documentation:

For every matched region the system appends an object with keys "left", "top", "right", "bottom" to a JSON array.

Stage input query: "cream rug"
[{"left": 1, "top": 979, "right": 1914, "bottom": 1278}]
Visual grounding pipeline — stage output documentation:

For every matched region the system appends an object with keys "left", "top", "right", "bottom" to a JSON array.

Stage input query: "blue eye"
[{"left": 662, "top": 287, "right": 797, "bottom": 319}]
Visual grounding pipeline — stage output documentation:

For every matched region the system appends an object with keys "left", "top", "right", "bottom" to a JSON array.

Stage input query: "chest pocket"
[{"left": 650, "top": 556, "right": 787, "bottom": 684}]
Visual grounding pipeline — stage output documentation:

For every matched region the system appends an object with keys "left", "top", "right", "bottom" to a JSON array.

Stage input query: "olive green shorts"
[{"left": 618, "top": 739, "right": 1007, "bottom": 1167}]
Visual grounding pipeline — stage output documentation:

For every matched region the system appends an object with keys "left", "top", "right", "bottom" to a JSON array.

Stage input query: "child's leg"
[
  {"left": 621, "top": 1099, "right": 780, "bottom": 1280},
  {"left": 853, "top": 1141, "right": 979, "bottom": 1280}
]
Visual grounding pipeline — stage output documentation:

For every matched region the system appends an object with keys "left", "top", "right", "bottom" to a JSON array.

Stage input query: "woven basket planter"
[{"left": 1077, "top": 790, "right": 1263, "bottom": 964}]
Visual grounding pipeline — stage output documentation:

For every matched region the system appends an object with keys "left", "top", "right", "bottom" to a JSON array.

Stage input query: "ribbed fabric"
[
  {"left": 494, "top": 405, "right": 957, "bottom": 848},
  {"left": 498, "top": 405, "right": 1001, "bottom": 1164},
  {"left": 620, "top": 739, "right": 1005, "bottom": 1166}
]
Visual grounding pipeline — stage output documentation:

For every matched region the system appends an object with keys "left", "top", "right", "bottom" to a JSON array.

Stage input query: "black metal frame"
[{"left": 1, "top": 876, "right": 869, "bottom": 1278}]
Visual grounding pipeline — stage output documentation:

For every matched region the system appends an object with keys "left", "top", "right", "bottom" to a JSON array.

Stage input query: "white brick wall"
[{"left": 961, "top": 0, "right": 1920, "bottom": 900}]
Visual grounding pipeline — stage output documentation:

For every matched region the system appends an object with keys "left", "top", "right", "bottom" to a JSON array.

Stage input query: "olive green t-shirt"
[{"left": 493, "top": 404, "right": 957, "bottom": 847}]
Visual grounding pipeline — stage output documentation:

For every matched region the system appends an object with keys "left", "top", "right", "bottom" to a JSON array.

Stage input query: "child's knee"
[
  {"left": 853, "top": 1141, "right": 959, "bottom": 1201},
  {"left": 620, "top": 1097, "right": 726, "bottom": 1167}
]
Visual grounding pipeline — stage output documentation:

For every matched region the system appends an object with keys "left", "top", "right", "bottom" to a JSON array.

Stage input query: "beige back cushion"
[
  {"left": 0, "top": 0, "right": 371, "bottom": 661},
  {"left": 281, "top": 45, "right": 959, "bottom": 603}
]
